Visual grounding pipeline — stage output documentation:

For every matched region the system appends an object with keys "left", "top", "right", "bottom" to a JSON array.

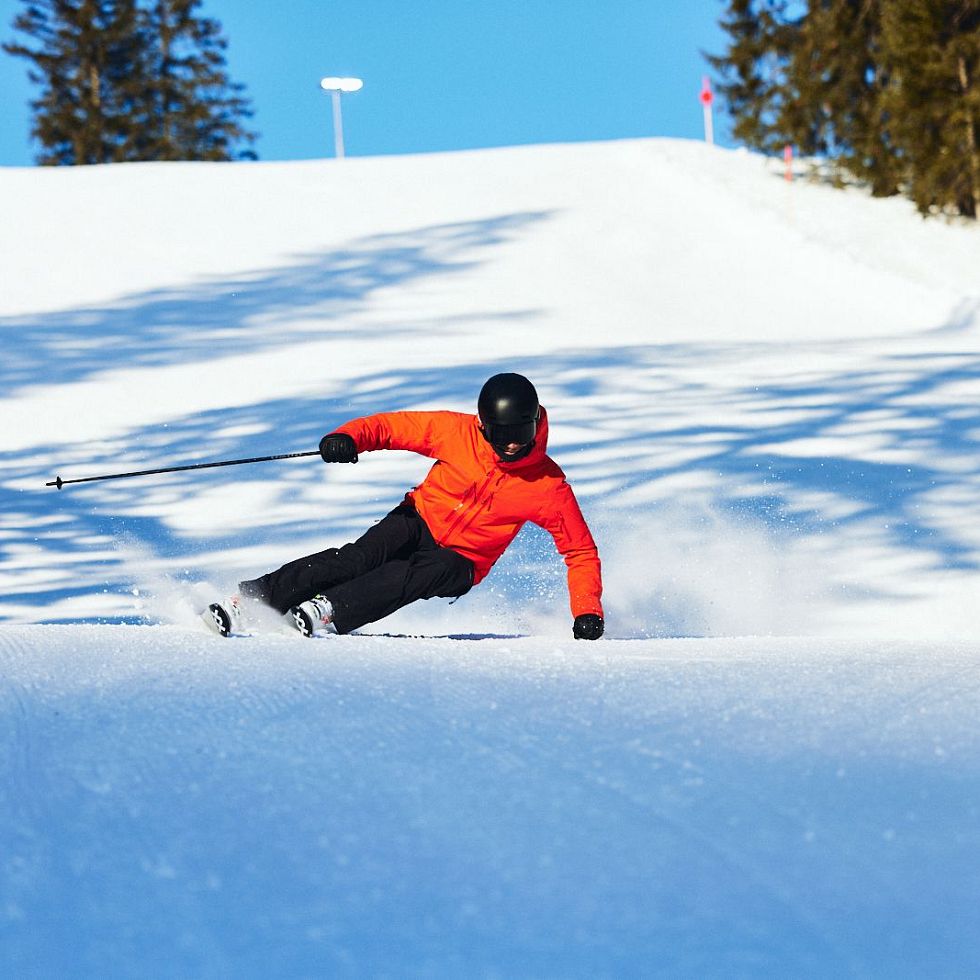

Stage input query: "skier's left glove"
[
  {"left": 319, "top": 432, "right": 358, "bottom": 463},
  {"left": 573, "top": 613, "right": 604, "bottom": 640}
]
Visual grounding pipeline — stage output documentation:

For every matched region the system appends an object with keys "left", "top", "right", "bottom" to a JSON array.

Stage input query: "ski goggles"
[{"left": 482, "top": 417, "right": 538, "bottom": 448}]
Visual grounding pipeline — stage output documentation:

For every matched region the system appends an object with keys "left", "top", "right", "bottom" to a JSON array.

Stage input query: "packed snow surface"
[
  {"left": 2, "top": 138, "right": 980, "bottom": 973},
  {"left": 3, "top": 627, "right": 979, "bottom": 976}
]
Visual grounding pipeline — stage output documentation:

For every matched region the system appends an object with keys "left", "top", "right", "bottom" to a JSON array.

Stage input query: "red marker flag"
[{"left": 701, "top": 76, "right": 714, "bottom": 144}]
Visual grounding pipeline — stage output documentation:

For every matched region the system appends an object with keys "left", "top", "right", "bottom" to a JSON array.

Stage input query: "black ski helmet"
[{"left": 478, "top": 373, "right": 539, "bottom": 459}]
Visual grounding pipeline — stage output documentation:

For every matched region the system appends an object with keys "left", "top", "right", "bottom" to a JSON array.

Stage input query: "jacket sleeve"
[
  {"left": 334, "top": 411, "right": 456, "bottom": 459},
  {"left": 536, "top": 481, "right": 604, "bottom": 619}
]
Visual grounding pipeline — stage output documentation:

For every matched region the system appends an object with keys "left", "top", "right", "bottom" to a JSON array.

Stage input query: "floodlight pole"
[
  {"left": 331, "top": 90, "right": 345, "bottom": 158},
  {"left": 320, "top": 77, "right": 363, "bottom": 159}
]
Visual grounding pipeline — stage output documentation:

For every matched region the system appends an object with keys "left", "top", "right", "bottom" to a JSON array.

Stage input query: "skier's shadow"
[{"left": 356, "top": 632, "right": 525, "bottom": 641}]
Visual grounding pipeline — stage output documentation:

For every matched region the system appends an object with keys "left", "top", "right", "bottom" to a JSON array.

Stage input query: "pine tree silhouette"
[
  {"left": 144, "top": 0, "right": 257, "bottom": 161},
  {"left": 705, "top": 0, "right": 798, "bottom": 155},
  {"left": 708, "top": 0, "right": 980, "bottom": 218},
  {"left": 4, "top": 0, "right": 257, "bottom": 164},
  {"left": 5, "top": 0, "right": 146, "bottom": 164},
  {"left": 879, "top": 0, "right": 979, "bottom": 218}
]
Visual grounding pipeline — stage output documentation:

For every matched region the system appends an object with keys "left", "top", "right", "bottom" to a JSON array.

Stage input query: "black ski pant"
[{"left": 238, "top": 503, "right": 474, "bottom": 634}]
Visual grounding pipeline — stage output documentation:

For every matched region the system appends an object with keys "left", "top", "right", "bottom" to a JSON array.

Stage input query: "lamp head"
[{"left": 320, "top": 77, "right": 363, "bottom": 93}]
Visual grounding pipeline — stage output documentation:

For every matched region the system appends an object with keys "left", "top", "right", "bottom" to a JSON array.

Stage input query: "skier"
[{"left": 206, "top": 373, "right": 604, "bottom": 640}]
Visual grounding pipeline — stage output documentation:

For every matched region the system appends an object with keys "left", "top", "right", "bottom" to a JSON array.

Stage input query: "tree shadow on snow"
[
  {"left": 3, "top": 331, "right": 980, "bottom": 627},
  {"left": 0, "top": 211, "right": 550, "bottom": 394}
]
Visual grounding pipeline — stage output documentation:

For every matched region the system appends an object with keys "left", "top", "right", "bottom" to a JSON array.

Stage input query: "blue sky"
[{"left": 0, "top": 0, "right": 733, "bottom": 165}]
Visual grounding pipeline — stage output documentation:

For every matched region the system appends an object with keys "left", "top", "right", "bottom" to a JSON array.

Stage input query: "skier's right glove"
[
  {"left": 319, "top": 432, "right": 358, "bottom": 463},
  {"left": 573, "top": 613, "right": 604, "bottom": 640}
]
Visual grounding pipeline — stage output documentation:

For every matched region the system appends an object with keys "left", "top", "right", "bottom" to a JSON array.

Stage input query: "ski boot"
[
  {"left": 203, "top": 595, "right": 246, "bottom": 637},
  {"left": 287, "top": 595, "right": 335, "bottom": 637}
]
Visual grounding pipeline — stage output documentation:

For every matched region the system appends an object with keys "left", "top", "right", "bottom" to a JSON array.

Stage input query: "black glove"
[
  {"left": 319, "top": 432, "right": 358, "bottom": 463},
  {"left": 573, "top": 613, "right": 604, "bottom": 640}
]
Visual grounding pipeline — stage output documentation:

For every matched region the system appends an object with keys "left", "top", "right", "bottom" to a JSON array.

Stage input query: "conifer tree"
[
  {"left": 709, "top": 0, "right": 980, "bottom": 218},
  {"left": 706, "top": 0, "right": 800, "bottom": 155},
  {"left": 786, "top": 0, "right": 901, "bottom": 197},
  {"left": 4, "top": 0, "right": 257, "bottom": 165},
  {"left": 144, "top": 0, "right": 256, "bottom": 161},
  {"left": 879, "top": 0, "right": 980, "bottom": 217},
  {"left": 4, "top": 0, "right": 148, "bottom": 165}
]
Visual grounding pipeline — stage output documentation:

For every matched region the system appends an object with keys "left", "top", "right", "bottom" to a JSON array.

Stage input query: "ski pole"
[{"left": 46, "top": 450, "right": 321, "bottom": 490}]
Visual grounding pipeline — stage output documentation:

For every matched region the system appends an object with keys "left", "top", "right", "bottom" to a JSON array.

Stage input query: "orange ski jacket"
[{"left": 335, "top": 407, "right": 603, "bottom": 618}]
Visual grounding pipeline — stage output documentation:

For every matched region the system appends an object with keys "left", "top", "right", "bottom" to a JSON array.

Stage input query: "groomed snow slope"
[
  {"left": 2, "top": 627, "right": 979, "bottom": 976},
  {"left": 2, "top": 139, "right": 980, "bottom": 636},
  {"left": 2, "top": 138, "right": 980, "bottom": 974}
]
